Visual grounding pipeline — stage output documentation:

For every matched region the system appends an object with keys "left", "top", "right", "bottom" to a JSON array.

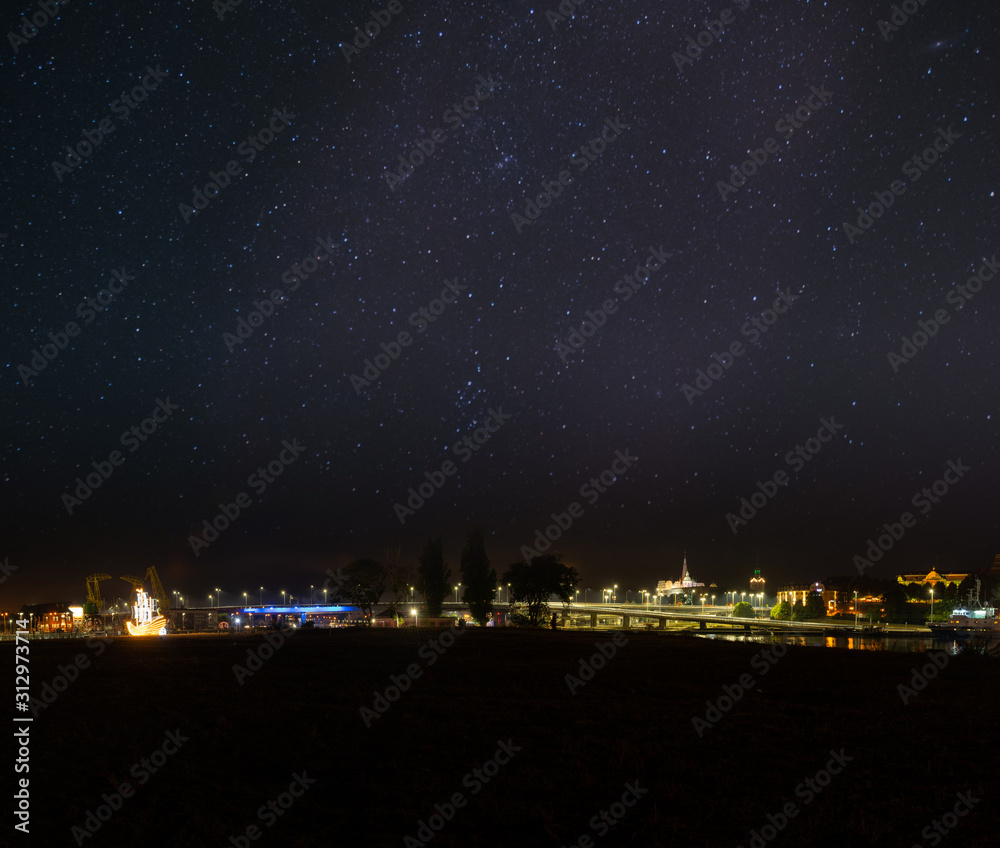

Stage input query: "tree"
[
  {"left": 417, "top": 534, "right": 451, "bottom": 618},
  {"left": 804, "top": 591, "right": 826, "bottom": 619},
  {"left": 460, "top": 527, "right": 496, "bottom": 626},
  {"left": 384, "top": 541, "right": 415, "bottom": 624},
  {"left": 502, "top": 553, "right": 580, "bottom": 627},
  {"left": 733, "top": 601, "right": 755, "bottom": 618},
  {"left": 770, "top": 601, "right": 791, "bottom": 621},
  {"left": 790, "top": 601, "right": 807, "bottom": 621},
  {"left": 339, "top": 558, "right": 387, "bottom": 626}
]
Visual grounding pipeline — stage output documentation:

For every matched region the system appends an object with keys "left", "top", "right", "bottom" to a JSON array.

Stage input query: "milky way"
[{"left": 3, "top": 0, "right": 997, "bottom": 602}]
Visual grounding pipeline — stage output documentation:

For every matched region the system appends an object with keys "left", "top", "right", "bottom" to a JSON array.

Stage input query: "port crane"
[
  {"left": 83, "top": 573, "right": 111, "bottom": 631},
  {"left": 120, "top": 566, "right": 171, "bottom": 622}
]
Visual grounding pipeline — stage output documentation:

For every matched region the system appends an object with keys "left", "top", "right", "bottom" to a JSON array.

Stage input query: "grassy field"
[{"left": 11, "top": 628, "right": 999, "bottom": 847}]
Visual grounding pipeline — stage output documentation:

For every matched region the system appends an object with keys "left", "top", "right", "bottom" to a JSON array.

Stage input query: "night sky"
[{"left": 3, "top": 0, "right": 998, "bottom": 608}]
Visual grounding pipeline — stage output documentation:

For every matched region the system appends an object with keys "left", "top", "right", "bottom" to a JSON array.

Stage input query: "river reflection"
[{"left": 697, "top": 633, "right": 971, "bottom": 653}]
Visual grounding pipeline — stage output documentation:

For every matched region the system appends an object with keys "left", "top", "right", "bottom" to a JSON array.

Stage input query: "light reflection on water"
[{"left": 697, "top": 633, "right": 969, "bottom": 654}]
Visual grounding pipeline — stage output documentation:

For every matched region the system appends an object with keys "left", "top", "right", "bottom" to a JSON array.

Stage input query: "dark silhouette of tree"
[
  {"left": 417, "top": 534, "right": 451, "bottom": 618},
  {"left": 384, "top": 541, "right": 415, "bottom": 624},
  {"left": 804, "top": 591, "right": 826, "bottom": 619},
  {"left": 340, "top": 558, "right": 387, "bottom": 626},
  {"left": 460, "top": 526, "right": 496, "bottom": 626},
  {"left": 502, "top": 553, "right": 580, "bottom": 627}
]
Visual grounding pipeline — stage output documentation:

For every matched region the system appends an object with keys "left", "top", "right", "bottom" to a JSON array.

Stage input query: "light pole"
[
  {"left": 259, "top": 586, "right": 263, "bottom": 605},
  {"left": 575, "top": 590, "right": 580, "bottom": 605},
  {"left": 243, "top": 592, "right": 248, "bottom": 609},
  {"left": 711, "top": 594, "right": 716, "bottom": 610},
  {"left": 310, "top": 585, "right": 314, "bottom": 603},
  {"left": 216, "top": 588, "right": 221, "bottom": 608},
  {"left": 454, "top": 584, "right": 461, "bottom": 603},
  {"left": 281, "top": 590, "right": 286, "bottom": 607},
  {"left": 929, "top": 587, "right": 935, "bottom": 621},
  {"left": 410, "top": 586, "right": 414, "bottom": 602},
  {"left": 613, "top": 584, "right": 618, "bottom": 602},
  {"left": 209, "top": 593, "right": 214, "bottom": 608},
  {"left": 701, "top": 595, "right": 706, "bottom": 614},
  {"left": 741, "top": 592, "right": 746, "bottom": 606},
  {"left": 854, "top": 591, "right": 859, "bottom": 628},
  {"left": 411, "top": 607, "right": 418, "bottom": 628}
]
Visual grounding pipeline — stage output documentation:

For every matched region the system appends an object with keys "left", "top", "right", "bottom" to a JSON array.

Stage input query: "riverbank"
[{"left": 12, "top": 629, "right": 998, "bottom": 846}]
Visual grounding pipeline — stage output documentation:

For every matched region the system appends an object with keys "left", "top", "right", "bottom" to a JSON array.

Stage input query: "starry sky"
[{"left": 3, "top": 0, "right": 998, "bottom": 608}]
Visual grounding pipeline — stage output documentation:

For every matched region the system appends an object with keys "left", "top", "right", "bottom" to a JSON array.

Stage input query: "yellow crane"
[
  {"left": 121, "top": 567, "right": 171, "bottom": 618},
  {"left": 84, "top": 573, "right": 111, "bottom": 630}
]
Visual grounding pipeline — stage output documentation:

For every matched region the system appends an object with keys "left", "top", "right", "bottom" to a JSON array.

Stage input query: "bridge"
[{"left": 442, "top": 602, "right": 867, "bottom": 632}]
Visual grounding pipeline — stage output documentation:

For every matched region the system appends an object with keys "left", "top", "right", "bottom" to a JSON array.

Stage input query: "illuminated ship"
[
  {"left": 126, "top": 586, "right": 168, "bottom": 636},
  {"left": 927, "top": 578, "right": 1000, "bottom": 640}
]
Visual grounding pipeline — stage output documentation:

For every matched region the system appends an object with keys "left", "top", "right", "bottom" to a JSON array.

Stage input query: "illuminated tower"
[{"left": 750, "top": 564, "right": 765, "bottom": 594}]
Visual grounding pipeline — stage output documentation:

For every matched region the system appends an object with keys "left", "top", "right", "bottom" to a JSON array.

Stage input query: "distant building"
[
  {"left": 657, "top": 553, "right": 705, "bottom": 597},
  {"left": 19, "top": 603, "right": 74, "bottom": 633},
  {"left": 897, "top": 569, "right": 969, "bottom": 587},
  {"left": 750, "top": 566, "right": 765, "bottom": 594},
  {"left": 776, "top": 578, "right": 853, "bottom": 612}
]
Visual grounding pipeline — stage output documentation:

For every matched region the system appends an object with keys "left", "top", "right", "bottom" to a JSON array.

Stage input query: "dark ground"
[{"left": 7, "top": 628, "right": 999, "bottom": 847}]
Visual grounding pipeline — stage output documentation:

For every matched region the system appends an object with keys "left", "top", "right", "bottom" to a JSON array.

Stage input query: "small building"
[{"left": 19, "top": 603, "right": 74, "bottom": 633}]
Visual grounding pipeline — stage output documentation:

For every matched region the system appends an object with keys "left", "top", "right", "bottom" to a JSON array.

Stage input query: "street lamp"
[
  {"left": 411, "top": 607, "right": 418, "bottom": 628},
  {"left": 209, "top": 593, "right": 214, "bottom": 608},
  {"left": 929, "top": 587, "right": 935, "bottom": 621},
  {"left": 741, "top": 592, "right": 746, "bottom": 605},
  {"left": 281, "top": 590, "right": 286, "bottom": 607},
  {"left": 259, "top": 586, "right": 263, "bottom": 605},
  {"left": 711, "top": 594, "right": 716, "bottom": 609},
  {"left": 575, "top": 590, "right": 580, "bottom": 604},
  {"left": 613, "top": 584, "right": 618, "bottom": 602},
  {"left": 216, "top": 588, "right": 221, "bottom": 608},
  {"left": 243, "top": 592, "right": 248, "bottom": 609},
  {"left": 454, "top": 584, "right": 461, "bottom": 603},
  {"left": 410, "top": 586, "right": 414, "bottom": 602},
  {"left": 854, "top": 590, "right": 859, "bottom": 628}
]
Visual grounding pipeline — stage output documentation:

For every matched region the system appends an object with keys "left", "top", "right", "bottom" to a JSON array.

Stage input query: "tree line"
[{"left": 328, "top": 528, "right": 580, "bottom": 627}]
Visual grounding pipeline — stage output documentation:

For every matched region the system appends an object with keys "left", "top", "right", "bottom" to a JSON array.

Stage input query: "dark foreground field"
[{"left": 9, "top": 629, "right": 1000, "bottom": 847}]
